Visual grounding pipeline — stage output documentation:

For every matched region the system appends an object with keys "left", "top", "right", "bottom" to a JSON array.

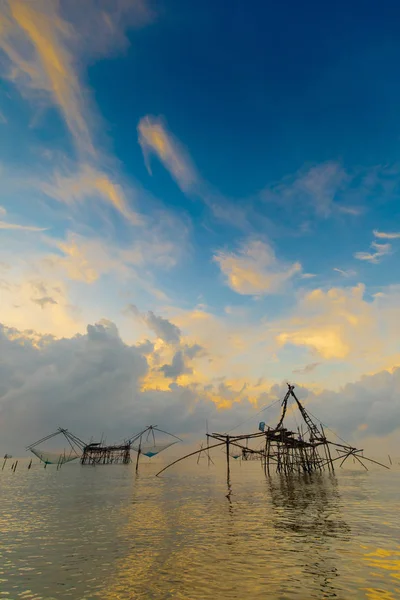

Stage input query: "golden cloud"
[{"left": 214, "top": 239, "right": 302, "bottom": 296}]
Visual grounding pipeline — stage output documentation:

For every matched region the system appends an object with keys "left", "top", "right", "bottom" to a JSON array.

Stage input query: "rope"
[{"left": 225, "top": 397, "right": 281, "bottom": 434}]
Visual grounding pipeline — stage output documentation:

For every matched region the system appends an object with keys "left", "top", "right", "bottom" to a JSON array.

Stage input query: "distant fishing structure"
[
  {"left": 27, "top": 428, "right": 86, "bottom": 466},
  {"left": 26, "top": 425, "right": 181, "bottom": 470},
  {"left": 156, "top": 384, "right": 389, "bottom": 478},
  {"left": 80, "top": 425, "right": 181, "bottom": 468}
]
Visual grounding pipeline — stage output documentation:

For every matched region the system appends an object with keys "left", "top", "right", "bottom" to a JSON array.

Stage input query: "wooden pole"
[
  {"left": 135, "top": 436, "right": 142, "bottom": 472},
  {"left": 156, "top": 441, "right": 227, "bottom": 477},
  {"left": 226, "top": 435, "right": 230, "bottom": 481}
]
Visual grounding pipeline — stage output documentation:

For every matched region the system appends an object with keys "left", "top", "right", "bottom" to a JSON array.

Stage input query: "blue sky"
[{"left": 0, "top": 0, "right": 400, "bottom": 450}]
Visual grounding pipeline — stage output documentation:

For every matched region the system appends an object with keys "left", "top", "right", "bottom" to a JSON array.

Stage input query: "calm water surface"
[{"left": 0, "top": 457, "right": 399, "bottom": 599}]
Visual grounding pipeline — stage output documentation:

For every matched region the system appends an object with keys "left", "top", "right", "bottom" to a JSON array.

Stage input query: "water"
[{"left": 0, "top": 458, "right": 399, "bottom": 599}]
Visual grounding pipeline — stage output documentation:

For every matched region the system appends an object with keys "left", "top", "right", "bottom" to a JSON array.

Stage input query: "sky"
[{"left": 0, "top": 0, "right": 399, "bottom": 454}]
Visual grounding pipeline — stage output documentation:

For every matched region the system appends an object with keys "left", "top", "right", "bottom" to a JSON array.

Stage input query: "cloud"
[
  {"left": 0, "top": 220, "right": 47, "bottom": 232},
  {"left": 31, "top": 296, "right": 58, "bottom": 309},
  {"left": 293, "top": 362, "right": 321, "bottom": 374},
  {"left": 138, "top": 116, "right": 254, "bottom": 231},
  {"left": 0, "top": 0, "right": 93, "bottom": 155},
  {"left": 337, "top": 206, "right": 363, "bottom": 216},
  {"left": 276, "top": 284, "right": 378, "bottom": 360},
  {"left": 263, "top": 162, "right": 348, "bottom": 218},
  {"left": 0, "top": 276, "right": 83, "bottom": 337},
  {"left": 214, "top": 239, "right": 301, "bottom": 296},
  {"left": 39, "top": 164, "right": 141, "bottom": 225},
  {"left": 0, "top": 1, "right": 152, "bottom": 223},
  {"left": 127, "top": 305, "right": 181, "bottom": 345},
  {"left": 373, "top": 229, "right": 400, "bottom": 240},
  {"left": 0, "top": 206, "right": 47, "bottom": 231},
  {"left": 42, "top": 230, "right": 184, "bottom": 289},
  {"left": 0, "top": 0, "right": 152, "bottom": 156},
  {"left": 0, "top": 320, "right": 399, "bottom": 455},
  {"left": 138, "top": 116, "right": 199, "bottom": 194},
  {"left": 354, "top": 241, "right": 391, "bottom": 263},
  {"left": 333, "top": 268, "right": 356, "bottom": 277},
  {"left": 159, "top": 350, "right": 191, "bottom": 379}
]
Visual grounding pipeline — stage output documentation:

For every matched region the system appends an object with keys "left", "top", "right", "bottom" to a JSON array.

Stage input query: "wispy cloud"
[
  {"left": 138, "top": 116, "right": 199, "bottom": 194},
  {"left": 31, "top": 296, "right": 57, "bottom": 309},
  {"left": 0, "top": 221, "right": 47, "bottom": 232},
  {"left": 333, "top": 267, "right": 356, "bottom": 277},
  {"left": 40, "top": 165, "right": 142, "bottom": 225},
  {"left": 138, "top": 115, "right": 255, "bottom": 230},
  {"left": 354, "top": 241, "right": 391, "bottom": 263},
  {"left": 0, "top": 0, "right": 152, "bottom": 222},
  {"left": 337, "top": 206, "right": 363, "bottom": 216},
  {"left": 262, "top": 161, "right": 349, "bottom": 218},
  {"left": 0, "top": 0, "right": 93, "bottom": 155},
  {"left": 0, "top": 207, "right": 47, "bottom": 231},
  {"left": 214, "top": 239, "right": 301, "bottom": 296},
  {"left": 293, "top": 362, "right": 321, "bottom": 374},
  {"left": 373, "top": 229, "right": 400, "bottom": 240}
]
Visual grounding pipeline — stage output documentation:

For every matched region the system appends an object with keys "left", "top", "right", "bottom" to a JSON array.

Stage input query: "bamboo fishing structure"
[
  {"left": 157, "top": 384, "right": 389, "bottom": 478},
  {"left": 80, "top": 425, "right": 182, "bottom": 468},
  {"left": 27, "top": 428, "right": 86, "bottom": 465}
]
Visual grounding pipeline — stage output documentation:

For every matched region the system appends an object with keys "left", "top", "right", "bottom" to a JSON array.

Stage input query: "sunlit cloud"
[
  {"left": 138, "top": 115, "right": 254, "bottom": 231},
  {"left": 354, "top": 241, "right": 391, "bottom": 263},
  {"left": 0, "top": 221, "right": 47, "bottom": 232},
  {"left": 0, "top": 0, "right": 93, "bottom": 155},
  {"left": 214, "top": 239, "right": 301, "bottom": 296},
  {"left": 138, "top": 115, "right": 199, "bottom": 194},
  {"left": 0, "top": 206, "right": 48, "bottom": 231},
  {"left": 373, "top": 229, "right": 400, "bottom": 239},
  {"left": 40, "top": 165, "right": 142, "bottom": 225},
  {"left": 0, "top": 0, "right": 152, "bottom": 223},
  {"left": 271, "top": 284, "right": 400, "bottom": 383}
]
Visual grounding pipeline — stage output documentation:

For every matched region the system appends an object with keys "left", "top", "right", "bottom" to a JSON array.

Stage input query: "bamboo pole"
[{"left": 156, "top": 441, "right": 227, "bottom": 477}]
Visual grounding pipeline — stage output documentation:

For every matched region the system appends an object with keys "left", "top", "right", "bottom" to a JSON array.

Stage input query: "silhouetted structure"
[{"left": 157, "top": 384, "right": 389, "bottom": 478}]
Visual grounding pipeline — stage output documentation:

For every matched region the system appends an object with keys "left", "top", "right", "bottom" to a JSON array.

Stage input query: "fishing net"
[
  {"left": 132, "top": 441, "right": 178, "bottom": 458},
  {"left": 30, "top": 448, "right": 79, "bottom": 465}
]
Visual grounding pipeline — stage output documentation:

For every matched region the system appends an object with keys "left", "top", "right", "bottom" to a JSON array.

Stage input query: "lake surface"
[{"left": 0, "top": 457, "right": 399, "bottom": 599}]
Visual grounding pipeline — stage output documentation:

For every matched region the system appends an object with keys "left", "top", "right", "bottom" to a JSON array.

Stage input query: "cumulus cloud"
[
  {"left": 276, "top": 284, "right": 378, "bottom": 359},
  {"left": 127, "top": 305, "right": 181, "bottom": 345},
  {"left": 0, "top": 320, "right": 262, "bottom": 453},
  {"left": 214, "top": 239, "right": 301, "bottom": 296},
  {"left": 159, "top": 350, "right": 191, "bottom": 379},
  {"left": 0, "top": 320, "right": 399, "bottom": 455}
]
